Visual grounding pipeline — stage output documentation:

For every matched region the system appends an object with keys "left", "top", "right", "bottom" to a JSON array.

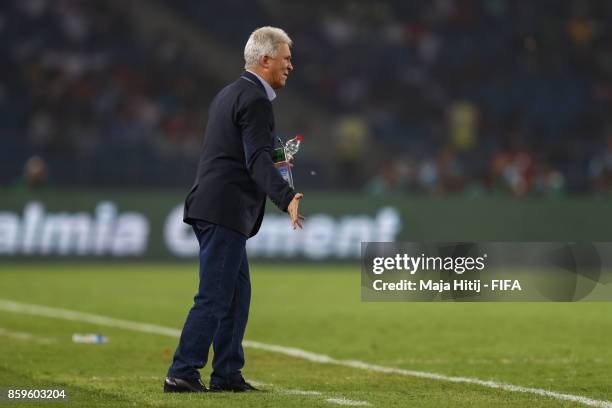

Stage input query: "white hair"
[{"left": 244, "top": 26, "right": 292, "bottom": 69}]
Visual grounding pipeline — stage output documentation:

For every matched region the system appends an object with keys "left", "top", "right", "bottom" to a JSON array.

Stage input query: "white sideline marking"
[
  {"left": 0, "top": 327, "right": 55, "bottom": 344},
  {"left": 283, "top": 389, "right": 323, "bottom": 396},
  {"left": 0, "top": 299, "right": 610, "bottom": 408},
  {"left": 249, "top": 380, "right": 369, "bottom": 406},
  {"left": 244, "top": 341, "right": 612, "bottom": 408},
  {"left": 326, "top": 398, "right": 371, "bottom": 406}
]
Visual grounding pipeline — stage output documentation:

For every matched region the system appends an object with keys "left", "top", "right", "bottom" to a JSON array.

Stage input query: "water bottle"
[
  {"left": 284, "top": 134, "right": 304, "bottom": 156},
  {"left": 72, "top": 333, "right": 109, "bottom": 344},
  {"left": 273, "top": 135, "right": 303, "bottom": 188}
]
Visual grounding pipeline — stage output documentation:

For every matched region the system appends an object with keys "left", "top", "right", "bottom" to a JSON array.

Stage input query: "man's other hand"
[{"left": 288, "top": 193, "right": 304, "bottom": 230}]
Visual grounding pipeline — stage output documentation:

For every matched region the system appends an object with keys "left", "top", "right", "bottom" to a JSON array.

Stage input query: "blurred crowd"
[
  {"left": 2, "top": 0, "right": 612, "bottom": 195},
  {"left": 1, "top": 0, "right": 223, "bottom": 186}
]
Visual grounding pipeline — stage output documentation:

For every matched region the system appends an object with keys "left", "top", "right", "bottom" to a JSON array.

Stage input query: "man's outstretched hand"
[{"left": 288, "top": 193, "right": 304, "bottom": 230}]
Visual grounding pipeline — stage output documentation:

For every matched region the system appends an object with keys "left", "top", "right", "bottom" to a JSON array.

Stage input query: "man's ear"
[{"left": 260, "top": 55, "right": 271, "bottom": 69}]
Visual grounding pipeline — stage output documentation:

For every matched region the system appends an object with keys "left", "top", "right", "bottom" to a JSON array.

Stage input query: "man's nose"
[{"left": 287, "top": 62, "right": 293, "bottom": 72}]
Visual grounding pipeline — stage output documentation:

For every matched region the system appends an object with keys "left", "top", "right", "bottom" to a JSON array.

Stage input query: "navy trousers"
[{"left": 167, "top": 223, "right": 251, "bottom": 385}]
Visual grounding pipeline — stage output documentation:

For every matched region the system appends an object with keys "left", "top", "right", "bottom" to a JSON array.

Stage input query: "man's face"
[{"left": 266, "top": 43, "right": 293, "bottom": 89}]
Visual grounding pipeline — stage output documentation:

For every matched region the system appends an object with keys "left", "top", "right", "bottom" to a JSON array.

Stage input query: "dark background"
[{"left": 2, "top": 0, "right": 612, "bottom": 197}]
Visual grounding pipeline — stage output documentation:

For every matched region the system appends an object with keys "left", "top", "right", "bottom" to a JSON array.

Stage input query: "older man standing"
[{"left": 164, "top": 27, "right": 304, "bottom": 393}]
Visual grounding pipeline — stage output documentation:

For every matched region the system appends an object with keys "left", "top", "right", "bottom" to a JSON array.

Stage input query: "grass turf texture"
[{"left": 0, "top": 263, "right": 610, "bottom": 407}]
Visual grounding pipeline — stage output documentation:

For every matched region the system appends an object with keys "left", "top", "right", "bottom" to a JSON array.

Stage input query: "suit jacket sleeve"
[{"left": 239, "top": 97, "right": 296, "bottom": 211}]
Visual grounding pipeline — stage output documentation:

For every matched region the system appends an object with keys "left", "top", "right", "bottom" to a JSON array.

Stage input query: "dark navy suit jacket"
[{"left": 183, "top": 71, "right": 296, "bottom": 237}]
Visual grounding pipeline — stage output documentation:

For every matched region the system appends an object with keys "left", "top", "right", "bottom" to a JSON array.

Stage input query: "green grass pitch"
[{"left": 0, "top": 263, "right": 611, "bottom": 407}]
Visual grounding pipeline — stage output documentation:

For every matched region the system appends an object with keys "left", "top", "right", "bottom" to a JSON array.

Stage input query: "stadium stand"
[{"left": 2, "top": 0, "right": 612, "bottom": 194}]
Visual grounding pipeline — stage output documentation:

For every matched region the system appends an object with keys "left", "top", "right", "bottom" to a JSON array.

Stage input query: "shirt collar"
[{"left": 246, "top": 69, "right": 276, "bottom": 101}]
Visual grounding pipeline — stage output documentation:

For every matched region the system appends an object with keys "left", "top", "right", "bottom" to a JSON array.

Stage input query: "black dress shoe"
[
  {"left": 163, "top": 377, "right": 207, "bottom": 393},
  {"left": 209, "top": 379, "right": 259, "bottom": 392}
]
